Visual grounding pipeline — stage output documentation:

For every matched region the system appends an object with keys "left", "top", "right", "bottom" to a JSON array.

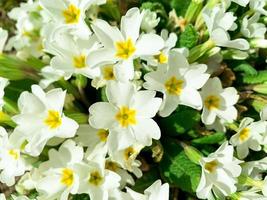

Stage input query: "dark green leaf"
[{"left": 160, "top": 139, "right": 201, "bottom": 193}]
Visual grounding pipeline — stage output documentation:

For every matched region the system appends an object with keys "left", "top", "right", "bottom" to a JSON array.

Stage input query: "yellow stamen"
[
  {"left": 115, "top": 38, "right": 136, "bottom": 59},
  {"left": 204, "top": 160, "right": 218, "bottom": 173},
  {"left": 8, "top": 149, "right": 19, "bottom": 160},
  {"left": 154, "top": 52, "right": 168, "bottom": 64},
  {"left": 97, "top": 129, "right": 109, "bottom": 142},
  {"left": 44, "top": 110, "right": 62, "bottom": 129},
  {"left": 102, "top": 65, "right": 115, "bottom": 80},
  {"left": 204, "top": 95, "right": 220, "bottom": 110},
  {"left": 165, "top": 76, "right": 184, "bottom": 95},
  {"left": 88, "top": 171, "right": 103, "bottom": 186},
  {"left": 62, "top": 4, "right": 80, "bottom": 24},
  {"left": 61, "top": 168, "right": 74, "bottom": 187},
  {"left": 115, "top": 106, "right": 137, "bottom": 127},
  {"left": 73, "top": 54, "right": 86, "bottom": 69},
  {"left": 239, "top": 127, "right": 250, "bottom": 142}
]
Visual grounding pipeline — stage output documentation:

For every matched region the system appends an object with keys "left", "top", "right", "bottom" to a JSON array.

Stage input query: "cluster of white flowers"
[{"left": 0, "top": 0, "right": 266, "bottom": 199}]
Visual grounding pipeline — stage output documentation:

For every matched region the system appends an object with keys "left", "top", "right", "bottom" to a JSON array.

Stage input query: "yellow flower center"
[
  {"left": 204, "top": 95, "right": 220, "bottom": 110},
  {"left": 115, "top": 106, "right": 137, "bottom": 127},
  {"left": 165, "top": 76, "right": 184, "bottom": 95},
  {"left": 62, "top": 4, "right": 81, "bottom": 24},
  {"left": 102, "top": 65, "right": 115, "bottom": 80},
  {"left": 239, "top": 127, "right": 250, "bottom": 142},
  {"left": 61, "top": 168, "right": 74, "bottom": 187},
  {"left": 44, "top": 110, "right": 62, "bottom": 129},
  {"left": 204, "top": 160, "right": 218, "bottom": 173},
  {"left": 88, "top": 171, "right": 103, "bottom": 186},
  {"left": 115, "top": 38, "right": 136, "bottom": 59},
  {"left": 73, "top": 54, "right": 86, "bottom": 69},
  {"left": 105, "top": 161, "right": 119, "bottom": 172},
  {"left": 124, "top": 147, "right": 136, "bottom": 161},
  {"left": 97, "top": 129, "right": 109, "bottom": 142},
  {"left": 154, "top": 52, "right": 168, "bottom": 64},
  {"left": 8, "top": 149, "right": 19, "bottom": 160}
]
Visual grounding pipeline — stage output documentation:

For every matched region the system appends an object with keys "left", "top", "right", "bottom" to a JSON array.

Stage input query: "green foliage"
[
  {"left": 132, "top": 167, "right": 159, "bottom": 192},
  {"left": 159, "top": 106, "right": 200, "bottom": 136},
  {"left": 170, "top": 0, "right": 192, "bottom": 16},
  {"left": 71, "top": 194, "right": 90, "bottom": 200},
  {"left": 233, "top": 62, "right": 257, "bottom": 76},
  {"left": 160, "top": 139, "right": 201, "bottom": 193},
  {"left": 179, "top": 24, "right": 199, "bottom": 49},
  {"left": 192, "top": 132, "right": 226, "bottom": 144},
  {"left": 242, "top": 70, "right": 267, "bottom": 84}
]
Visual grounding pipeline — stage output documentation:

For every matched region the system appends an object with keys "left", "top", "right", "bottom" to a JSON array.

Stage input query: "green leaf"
[
  {"left": 160, "top": 139, "right": 201, "bottom": 193},
  {"left": 233, "top": 62, "right": 257, "bottom": 76},
  {"left": 243, "top": 70, "right": 267, "bottom": 84},
  {"left": 159, "top": 106, "right": 200, "bottom": 136},
  {"left": 179, "top": 24, "right": 199, "bottom": 49},
  {"left": 171, "top": 0, "right": 191, "bottom": 16},
  {"left": 71, "top": 194, "right": 90, "bottom": 200},
  {"left": 191, "top": 132, "right": 226, "bottom": 144}
]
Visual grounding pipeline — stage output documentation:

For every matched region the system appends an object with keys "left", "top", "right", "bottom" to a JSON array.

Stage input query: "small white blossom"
[
  {"left": 200, "top": 77, "right": 239, "bottom": 126},
  {"left": 196, "top": 142, "right": 242, "bottom": 199},
  {"left": 89, "top": 81, "right": 162, "bottom": 150},
  {"left": 241, "top": 13, "right": 267, "bottom": 38},
  {"left": 144, "top": 50, "right": 209, "bottom": 117},
  {"left": 12, "top": 85, "right": 79, "bottom": 156},
  {"left": 141, "top": 9, "right": 160, "bottom": 33},
  {"left": 230, "top": 117, "right": 266, "bottom": 159}
]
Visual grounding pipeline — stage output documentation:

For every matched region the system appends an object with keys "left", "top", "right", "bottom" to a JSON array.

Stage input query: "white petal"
[
  {"left": 216, "top": 106, "right": 238, "bottom": 123},
  {"left": 131, "top": 90, "right": 162, "bottom": 118},
  {"left": 180, "top": 88, "right": 203, "bottom": 110},
  {"left": 87, "top": 48, "right": 116, "bottom": 68},
  {"left": 113, "top": 60, "right": 135, "bottom": 82},
  {"left": 135, "top": 33, "right": 164, "bottom": 56},
  {"left": 106, "top": 81, "right": 135, "bottom": 106},
  {"left": 91, "top": 19, "right": 123, "bottom": 47},
  {"left": 121, "top": 8, "right": 143, "bottom": 42},
  {"left": 89, "top": 102, "right": 117, "bottom": 129},
  {"left": 201, "top": 108, "right": 217, "bottom": 125},
  {"left": 133, "top": 119, "right": 161, "bottom": 146},
  {"left": 159, "top": 95, "right": 179, "bottom": 117},
  {"left": 56, "top": 116, "right": 79, "bottom": 138}
]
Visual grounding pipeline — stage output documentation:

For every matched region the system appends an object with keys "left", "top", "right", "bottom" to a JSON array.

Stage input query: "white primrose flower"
[
  {"left": 109, "top": 143, "right": 143, "bottom": 178},
  {"left": 126, "top": 180, "right": 169, "bottom": 200},
  {"left": 36, "top": 140, "right": 83, "bottom": 200},
  {"left": 0, "top": 127, "right": 26, "bottom": 186},
  {"left": 75, "top": 161, "right": 121, "bottom": 200},
  {"left": 87, "top": 7, "right": 164, "bottom": 82},
  {"left": 42, "top": 30, "right": 100, "bottom": 81},
  {"left": 200, "top": 77, "right": 239, "bottom": 126},
  {"left": 39, "top": 0, "right": 105, "bottom": 39},
  {"left": 230, "top": 117, "right": 266, "bottom": 159},
  {"left": 241, "top": 13, "right": 267, "bottom": 39},
  {"left": 0, "top": 28, "right": 8, "bottom": 53},
  {"left": 89, "top": 81, "right": 162, "bottom": 151},
  {"left": 203, "top": 5, "right": 249, "bottom": 50},
  {"left": 144, "top": 50, "right": 210, "bottom": 117},
  {"left": 196, "top": 142, "right": 242, "bottom": 200},
  {"left": 141, "top": 9, "right": 160, "bottom": 33},
  {"left": 6, "top": 0, "right": 46, "bottom": 59},
  {"left": 12, "top": 85, "right": 79, "bottom": 156}
]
